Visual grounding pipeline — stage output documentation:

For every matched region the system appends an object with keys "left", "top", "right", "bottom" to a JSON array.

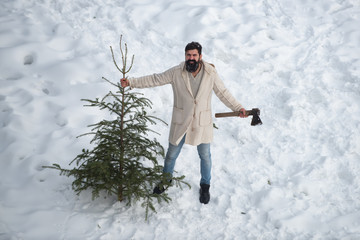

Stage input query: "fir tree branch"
[{"left": 110, "top": 46, "right": 122, "bottom": 73}]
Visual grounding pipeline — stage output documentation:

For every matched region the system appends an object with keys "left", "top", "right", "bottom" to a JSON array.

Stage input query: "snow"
[{"left": 1, "top": 0, "right": 360, "bottom": 239}]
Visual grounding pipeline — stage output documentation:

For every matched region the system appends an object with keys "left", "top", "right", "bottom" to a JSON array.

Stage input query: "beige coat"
[{"left": 129, "top": 61, "right": 243, "bottom": 146}]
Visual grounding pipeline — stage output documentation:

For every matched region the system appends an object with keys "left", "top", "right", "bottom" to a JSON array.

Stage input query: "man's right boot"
[
  {"left": 199, "top": 184, "right": 210, "bottom": 204},
  {"left": 153, "top": 180, "right": 172, "bottom": 194},
  {"left": 153, "top": 184, "right": 166, "bottom": 194}
]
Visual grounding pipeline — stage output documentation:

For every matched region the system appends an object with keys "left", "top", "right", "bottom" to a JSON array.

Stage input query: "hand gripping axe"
[{"left": 215, "top": 108, "right": 263, "bottom": 126}]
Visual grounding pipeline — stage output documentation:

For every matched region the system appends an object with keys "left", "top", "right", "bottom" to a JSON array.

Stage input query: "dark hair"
[{"left": 185, "top": 42, "right": 202, "bottom": 55}]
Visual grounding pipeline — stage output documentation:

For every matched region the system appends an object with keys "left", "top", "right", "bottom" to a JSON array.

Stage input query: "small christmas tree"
[{"left": 46, "top": 36, "right": 189, "bottom": 219}]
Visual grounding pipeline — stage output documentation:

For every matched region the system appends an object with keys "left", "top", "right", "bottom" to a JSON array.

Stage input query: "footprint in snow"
[{"left": 23, "top": 53, "right": 36, "bottom": 65}]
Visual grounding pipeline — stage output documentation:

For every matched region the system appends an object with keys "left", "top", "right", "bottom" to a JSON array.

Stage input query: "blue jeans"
[{"left": 163, "top": 135, "right": 212, "bottom": 185}]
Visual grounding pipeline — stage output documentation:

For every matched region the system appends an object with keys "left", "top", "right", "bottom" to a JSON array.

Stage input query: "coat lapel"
[
  {"left": 181, "top": 63, "right": 194, "bottom": 98},
  {"left": 195, "top": 62, "right": 210, "bottom": 101}
]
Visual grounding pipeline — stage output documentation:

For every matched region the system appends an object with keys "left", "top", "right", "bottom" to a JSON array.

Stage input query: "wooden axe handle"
[{"left": 215, "top": 108, "right": 260, "bottom": 118}]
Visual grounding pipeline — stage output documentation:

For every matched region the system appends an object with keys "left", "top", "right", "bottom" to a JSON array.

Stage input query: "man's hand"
[
  {"left": 120, "top": 78, "right": 129, "bottom": 88},
  {"left": 239, "top": 108, "right": 248, "bottom": 118}
]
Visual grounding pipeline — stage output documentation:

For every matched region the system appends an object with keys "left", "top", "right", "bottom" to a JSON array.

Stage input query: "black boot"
[
  {"left": 153, "top": 180, "right": 172, "bottom": 194},
  {"left": 199, "top": 184, "right": 210, "bottom": 204}
]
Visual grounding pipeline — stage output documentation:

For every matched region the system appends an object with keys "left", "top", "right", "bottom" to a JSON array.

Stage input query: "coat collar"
[{"left": 180, "top": 61, "right": 212, "bottom": 99}]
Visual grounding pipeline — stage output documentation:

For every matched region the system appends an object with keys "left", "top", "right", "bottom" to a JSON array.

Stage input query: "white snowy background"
[{"left": 1, "top": 0, "right": 360, "bottom": 239}]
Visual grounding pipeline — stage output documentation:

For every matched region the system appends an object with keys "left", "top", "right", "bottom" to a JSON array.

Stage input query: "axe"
[{"left": 215, "top": 108, "right": 263, "bottom": 126}]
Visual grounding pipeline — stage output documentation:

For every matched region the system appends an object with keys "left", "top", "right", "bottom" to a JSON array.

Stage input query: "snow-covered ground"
[{"left": 1, "top": 0, "right": 360, "bottom": 239}]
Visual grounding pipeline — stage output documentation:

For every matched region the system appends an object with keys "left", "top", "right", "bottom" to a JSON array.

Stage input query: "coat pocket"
[
  {"left": 199, "top": 110, "right": 212, "bottom": 126},
  {"left": 172, "top": 107, "right": 184, "bottom": 124}
]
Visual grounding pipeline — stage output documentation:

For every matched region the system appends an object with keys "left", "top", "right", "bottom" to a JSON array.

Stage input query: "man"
[{"left": 121, "top": 42, "right": 246, "bottom": 204}]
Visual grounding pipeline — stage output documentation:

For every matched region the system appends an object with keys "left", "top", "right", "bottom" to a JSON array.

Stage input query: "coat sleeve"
[
  {"left": 212, "top": 69, "right": 244, "bottom": 112},
  {"left": 129, "top": 66, "right": 175, "bottom": 89}
]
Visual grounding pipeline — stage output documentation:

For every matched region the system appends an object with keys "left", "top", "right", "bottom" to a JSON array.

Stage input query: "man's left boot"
[{"left": 199, "top": 184, "right": 210, "bottom": 204}]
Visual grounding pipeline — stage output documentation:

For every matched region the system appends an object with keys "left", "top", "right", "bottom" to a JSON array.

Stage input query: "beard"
[{"left": 185, "top": 59, "right": 200, "bottom": 73}]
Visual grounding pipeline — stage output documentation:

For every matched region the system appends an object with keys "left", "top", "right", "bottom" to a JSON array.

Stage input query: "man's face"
[
  {"left": 185, "top": 49, "right": 202, "bottom": 62},
  {"left": 185, "top": 49, "right": 202, "bottom": 72}
]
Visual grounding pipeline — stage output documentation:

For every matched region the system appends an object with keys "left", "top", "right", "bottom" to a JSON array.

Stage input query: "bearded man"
[{"left": 121, "top": 42, "right": 246, "bottom": 204}]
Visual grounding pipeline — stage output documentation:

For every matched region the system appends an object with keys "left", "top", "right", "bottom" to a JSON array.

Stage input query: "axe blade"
[
  {"left": 250, "top": 111, "right": 263, "bottom": 126},
  {"left": 249, "top": 108, "right": 262, "bottom": 126}
]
